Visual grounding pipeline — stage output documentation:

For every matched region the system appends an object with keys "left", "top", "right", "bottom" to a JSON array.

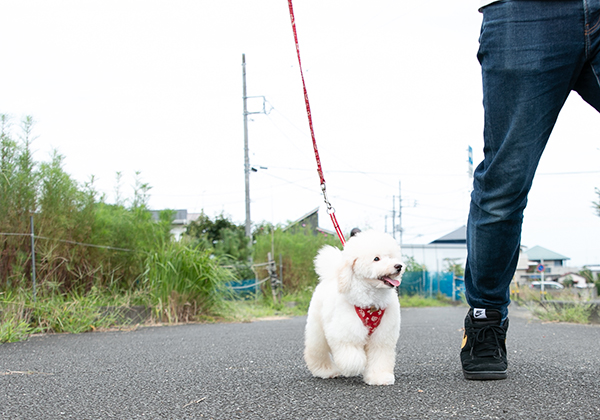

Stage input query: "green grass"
[
  {"left": 0, "top": 316, "right": 38, "bottom": 343},
  {"left": 399, "top": 294, "right": 454, "bottom": 308},
  {"left": 215, "top": 290, "right": 455, "bottom": 323},
  {"left": 215, "top": 288, "right": 314, "bottom": 322},
  {"left": 0, "top": 285, "right": 457, "bottom": 343},
  {"left": 0, "top": 289, "right": 153, "bottom": 343},
  {"left": 532, "top": 302, "right": 594, "bottom": 324},
  {"left": 513, "top": 286, "right": 596, "bottom": 324}
]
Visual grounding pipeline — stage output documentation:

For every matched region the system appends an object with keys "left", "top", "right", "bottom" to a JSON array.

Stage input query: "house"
[
  {"left": 283, "top": 208, "right": 336, "bottom": 237},
  {"left": 557, "top": 273, "right": 590, "bottom": 288},
  {"left": 525, "top": 245, "right": 569, "bottom": 270},
  {"left": 514, "top": 245, "right": 571, "bottom": 284}
]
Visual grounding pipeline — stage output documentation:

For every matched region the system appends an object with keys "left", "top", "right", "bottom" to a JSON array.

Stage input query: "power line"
[{"left": 267, "top": 165, "right": 600, "bottom": 177}]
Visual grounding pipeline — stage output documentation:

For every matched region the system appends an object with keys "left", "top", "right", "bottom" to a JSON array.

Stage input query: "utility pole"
[
  {"left": 242, "top": 54, "right": 268, "bottom": 241},
  {"left": 242, "top": 54, "right": 251, "bottom": 239},
  {"left": 391, "top": 196, "right": 396, "bottom": 240},
  {"left": 398, "top": 180, "right": 403, "bottom": 246},
  {"left": 392, "top": 181, "right": 404, "bottom": 245}
]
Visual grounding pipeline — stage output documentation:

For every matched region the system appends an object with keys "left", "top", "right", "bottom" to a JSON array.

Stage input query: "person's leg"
[
  {"left": 573, "top": 0, "right": 600, "bottom": 110},
  {"left": 463, "top": 0, "right": 587, "bottom": 380},
  {"left": 466, "top": 0, "right": 586, "bottom": 319}
]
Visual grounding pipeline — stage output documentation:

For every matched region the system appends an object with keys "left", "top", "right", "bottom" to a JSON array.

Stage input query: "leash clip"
[{"left": 320, "top": 183, "right": 335, "bottom": 214}]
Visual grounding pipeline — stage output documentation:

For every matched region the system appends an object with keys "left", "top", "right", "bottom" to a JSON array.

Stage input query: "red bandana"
[{"left": 354, "top": 306, "right": 385, "bottom": 335}]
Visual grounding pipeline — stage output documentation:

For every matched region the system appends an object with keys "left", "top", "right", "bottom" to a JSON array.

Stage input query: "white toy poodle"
[{"left": 304, "top": 230, "right": 404, "bottom": 385}]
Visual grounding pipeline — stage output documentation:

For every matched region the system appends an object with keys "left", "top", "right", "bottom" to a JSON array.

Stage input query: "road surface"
[{"left": 1, "top": 306, "right": 599, "bottom": 419}]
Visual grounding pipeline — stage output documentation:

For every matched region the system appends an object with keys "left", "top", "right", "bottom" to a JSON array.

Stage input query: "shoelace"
[{"left": 470, "top": 324, "right": 505, "bottom": 359}]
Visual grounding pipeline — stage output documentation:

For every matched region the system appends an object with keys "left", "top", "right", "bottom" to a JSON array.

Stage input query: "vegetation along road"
[{"left": 1, "top": 306, "right": 599, "bottom": 419}]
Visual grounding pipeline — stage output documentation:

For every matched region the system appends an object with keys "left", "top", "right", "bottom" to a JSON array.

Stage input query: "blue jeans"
[{"left": 465, "top": 0, "right": 600, "bottom": 318}]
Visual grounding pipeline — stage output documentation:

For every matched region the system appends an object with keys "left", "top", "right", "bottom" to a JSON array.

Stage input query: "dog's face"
[
  {"left": 352, "top": 251, "right": 404, "bottom": 289},
  {"left": 339, "top": 230, "right": 404, "bottom": 292}
]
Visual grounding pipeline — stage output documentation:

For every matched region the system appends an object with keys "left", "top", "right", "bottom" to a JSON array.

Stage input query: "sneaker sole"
[{"left": 463, "top": 370, "right": 507, "bottom": 380}]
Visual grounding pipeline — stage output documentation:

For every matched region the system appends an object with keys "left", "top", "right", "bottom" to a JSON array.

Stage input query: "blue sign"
[
  {"left": 467, "top": 146, "right": 473, "bottom": 177},
  {"left": 537, "top": 264, "right": 545, "bottom": 272}
]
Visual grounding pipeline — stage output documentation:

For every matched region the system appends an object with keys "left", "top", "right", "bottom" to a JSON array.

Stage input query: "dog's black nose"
[{"left": 394, "top": 264, "right": 403, "bottom": 272}]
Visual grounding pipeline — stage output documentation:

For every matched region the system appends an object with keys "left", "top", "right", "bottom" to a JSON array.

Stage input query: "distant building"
[
  {"left": 429, "top": 225, "right": 467, "bottom": 245},
  {"left": 514, "top": 245, "right": 571, "bottom": 284},
  {"left": 402, "top": 226, "right": 468, "bottom": 273},
  {"left": 283, "top": 208, "right": 336, "bottom": 237},
  {"left": 525, "top": 245, "right": 570, "bottom": 269},
  {"left": 556, "top": 273, "right": 590, "bottom": 288},
  {"left": 149, "top": 209, "right": 201, "bottom": 240},
  {"left": 404, "top": 228, "right": 580, "bottom": 287}
]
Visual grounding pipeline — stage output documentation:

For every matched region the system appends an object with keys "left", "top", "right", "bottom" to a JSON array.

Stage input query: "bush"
[
  {"left": 252, "top": 227, "right": 341, "bottom": 293},
  {"left": 534, "top": 302, "right": 593, "bottom": 324}
]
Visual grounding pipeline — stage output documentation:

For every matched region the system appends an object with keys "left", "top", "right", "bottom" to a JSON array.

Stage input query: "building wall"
[{"left": 402, "top": 243, "right": 467, "bottom": 273}]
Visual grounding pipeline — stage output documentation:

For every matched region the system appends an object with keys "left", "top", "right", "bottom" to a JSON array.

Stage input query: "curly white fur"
[{"left": 304, "top": 230, "right": 404, "bottom": 385}]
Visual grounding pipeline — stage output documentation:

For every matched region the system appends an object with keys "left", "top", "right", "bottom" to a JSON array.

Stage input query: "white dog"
[{"left": 304, "top": 230, "right": 404, "bottom": 385}]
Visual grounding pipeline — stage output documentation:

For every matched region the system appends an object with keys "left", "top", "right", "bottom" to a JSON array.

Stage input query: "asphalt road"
[{"left": 1, "top": 306, "right": 599, "bottom": 420}]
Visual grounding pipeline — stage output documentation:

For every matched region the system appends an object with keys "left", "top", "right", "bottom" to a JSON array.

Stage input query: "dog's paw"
[
  {"left": 311, "top": 366, "right": 341, "bottom": 379},
  {"left": 333, "top": 348, "right": 367, "bottom": 377},
  {"left": 363, "top": 371, "right": 395, "bottom": 386}
]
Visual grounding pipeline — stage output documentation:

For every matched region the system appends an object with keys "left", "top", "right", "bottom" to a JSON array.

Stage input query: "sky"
[{"left": 1, "top": 1, "right": 599, "bottom": 267}]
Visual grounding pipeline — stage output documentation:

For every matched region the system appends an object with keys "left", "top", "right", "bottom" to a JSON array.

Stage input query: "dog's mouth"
[{"left": 379, "top": 275, "right": 401, "bottom": 288}]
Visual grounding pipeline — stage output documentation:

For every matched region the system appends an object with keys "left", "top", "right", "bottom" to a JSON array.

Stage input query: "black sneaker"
[{"left": 460, "top": 308, "right": 508, "bottom": 380}]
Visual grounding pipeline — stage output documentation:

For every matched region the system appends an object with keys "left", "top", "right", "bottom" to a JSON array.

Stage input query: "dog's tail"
[{"left": 314, "top": 245, "right": 344, "bottom": 284}]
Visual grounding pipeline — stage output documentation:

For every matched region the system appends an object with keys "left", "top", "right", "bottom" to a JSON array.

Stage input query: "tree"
[
  {"left": 403, "top": 255, "right": 427, "bottom": 272},
  {"left": 444, "top": 258, "right": 465, "bottom": 277},
  {"left": 184, "top": 212, "right": 250, "bottom": 261},
  {"left": 578, "top": 267, "right": 594, "bottom": 284}
]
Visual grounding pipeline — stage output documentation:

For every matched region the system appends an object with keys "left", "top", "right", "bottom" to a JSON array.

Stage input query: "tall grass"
[
  {"left": 0, "top": 115, "right": 233, "bottom": 341},
  {"left": 0, "top": 115, "right": 37, "bottom": 289},
  {"left": 0, "top": 115, "right": 173, "bottom": 293},
  {"left": 145, "top": 242, "right": 234, "bottom": 323}
]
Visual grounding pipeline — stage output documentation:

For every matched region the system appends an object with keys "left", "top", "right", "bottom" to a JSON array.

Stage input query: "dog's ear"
[{"left": 336, "top": 257, "right": 355, "bottom": 294}]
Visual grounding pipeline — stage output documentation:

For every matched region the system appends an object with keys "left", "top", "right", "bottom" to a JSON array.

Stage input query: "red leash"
[{"left": 287, "top": 0, "right": 345, "bottom": 246}]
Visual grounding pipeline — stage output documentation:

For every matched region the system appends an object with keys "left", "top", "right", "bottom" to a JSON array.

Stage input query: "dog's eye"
[{"left": 374, "top": 257, "right": 380, "bottom": 261}]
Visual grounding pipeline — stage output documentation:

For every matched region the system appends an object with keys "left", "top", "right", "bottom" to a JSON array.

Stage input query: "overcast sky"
[{"left": 1, "top": 1, "right": 599, "bottom": 267}]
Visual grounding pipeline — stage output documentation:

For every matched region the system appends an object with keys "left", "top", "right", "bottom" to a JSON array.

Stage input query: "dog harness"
[{"left": 355, "top": 306, "right": 385, "bottom": 335}]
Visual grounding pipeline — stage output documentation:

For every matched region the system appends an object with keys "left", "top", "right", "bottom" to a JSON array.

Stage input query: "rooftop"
[
  {"left": 429, "top": 225, "right": 466, "bottom": 245},
  {"left": 526, "top": 245, "right": 569, "bottom": 262}
]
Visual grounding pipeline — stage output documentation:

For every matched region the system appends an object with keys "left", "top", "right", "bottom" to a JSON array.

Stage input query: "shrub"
[
  {"left": 534, "top": 302, "right": 593, "bottom": 324},
  {"left": 252, "top": 227, "right": 341, "bottom": 292}
]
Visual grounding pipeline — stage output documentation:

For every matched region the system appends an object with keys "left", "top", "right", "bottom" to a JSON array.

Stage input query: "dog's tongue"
[{"left": 382, "top": 276, "right": 400, "bottom": 287}]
